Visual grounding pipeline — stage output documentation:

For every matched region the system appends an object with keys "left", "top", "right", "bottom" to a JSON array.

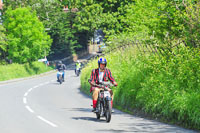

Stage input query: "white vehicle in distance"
[{"left": 98, "top": 42, "right": 107, "bottom": 53}]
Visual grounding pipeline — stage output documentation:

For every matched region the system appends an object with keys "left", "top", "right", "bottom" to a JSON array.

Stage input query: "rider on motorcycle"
[
  {"left": 56, "top": 61, "right": 66, "bottom": 82},
  {"left": 75, "top": 60, "right": 81, "bottom": 74},
  {"left": 89, "top": 57, "right": 118, "bottom": 112}
]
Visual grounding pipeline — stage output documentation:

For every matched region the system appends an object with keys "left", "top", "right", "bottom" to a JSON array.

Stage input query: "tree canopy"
[
  {"left": 1, "top": 0, "right": 199, "bottom": 63},
  {"left": 4, "top": 7, "right": 52, "bottom": 63}
]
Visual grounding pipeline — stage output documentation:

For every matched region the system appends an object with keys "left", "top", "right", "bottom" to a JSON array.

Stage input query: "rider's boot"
[
  {"left": 92, "top": 108, "right": 99, "bottom": 113},
  {"left": 92, "top": 100, "right": 98, "bottom": 112}
]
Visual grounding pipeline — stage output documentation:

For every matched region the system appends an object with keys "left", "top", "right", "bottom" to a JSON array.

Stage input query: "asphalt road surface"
[{"left": 0, "top": 63, "right": 197, "bottom": 133}]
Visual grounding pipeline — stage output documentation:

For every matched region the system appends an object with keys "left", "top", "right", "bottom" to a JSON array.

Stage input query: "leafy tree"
[
  {"left": 4, "top": 7, "right": 52, "bottom": 63},
  {"left": 175, "top": 0, "right": 200, "bottom": 47},
  {"left": 49, "top": 11, "right": 79, "bottom": 56},
  {"left": 0, "top": 25, "right": 7, "bottom": 59},
  {"left": 74, "top": 4, "right": 103, "bottom": 36}
]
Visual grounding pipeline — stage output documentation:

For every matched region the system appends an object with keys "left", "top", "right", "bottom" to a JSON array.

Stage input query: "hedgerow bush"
[
  {"left": 81, "top": 45, "right": 200, "bottom": 130},
  {"left": 0, "top": 62, "right": 53, "bottom": 81}
]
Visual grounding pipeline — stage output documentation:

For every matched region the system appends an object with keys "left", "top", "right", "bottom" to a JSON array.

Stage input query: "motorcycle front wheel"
[
  {"left": 96, "top": 100, "right": 101, "bottom": 119},
  {"left": 76, "top": 70, "right": 80, "bottom": 76},
  {"left": 59, "top": 76, "right": 62, "bottom": 84},
  {"left": 105, "top": 101, "right": 112, "bottom": 122}
]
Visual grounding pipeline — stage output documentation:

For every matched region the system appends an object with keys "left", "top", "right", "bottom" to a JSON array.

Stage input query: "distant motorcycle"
[
  {"left": 57, "top": 71, "right": 64, "bottom": 84},
  {"left": 89, "top": 80, "right": 114, "bottom": 122},
  {"left": 75, "top": 68, "right": 81, "bottom": 76}
]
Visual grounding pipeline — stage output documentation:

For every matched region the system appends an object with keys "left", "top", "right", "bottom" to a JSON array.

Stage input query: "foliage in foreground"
[{"left": 81, "top": 45, "right": 200, "bottom": 130}]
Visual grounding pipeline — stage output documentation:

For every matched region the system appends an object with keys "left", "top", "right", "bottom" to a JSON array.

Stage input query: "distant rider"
[
  {"left": 75, "top": 60, "right": 81, "bottom": 74},
  {"left": 56, "top": 61, "right": 66, "bottom": 82}
]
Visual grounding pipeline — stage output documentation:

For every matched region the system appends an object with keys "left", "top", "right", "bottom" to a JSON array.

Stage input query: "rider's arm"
[
  {"left": 63, "top": 64, "right": 67, "bottom": 70},
  {"left": 89, "top": 69, "right": 96, "bottom": 86},
  {"left": 107, "top": 69, "right": 118, "bottom": 86}
]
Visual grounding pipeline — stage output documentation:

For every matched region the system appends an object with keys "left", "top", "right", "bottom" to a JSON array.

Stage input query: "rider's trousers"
[{"left": 92, "top": 88, "right": 114, "bottom": 100}]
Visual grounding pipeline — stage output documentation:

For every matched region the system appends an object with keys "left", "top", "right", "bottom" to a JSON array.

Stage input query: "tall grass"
[
  {"left": 81, "top": 45, "right": 200, "bottom": 130},
  {"left": 0, "top": 62, "right": 53, "bottom": 81}
]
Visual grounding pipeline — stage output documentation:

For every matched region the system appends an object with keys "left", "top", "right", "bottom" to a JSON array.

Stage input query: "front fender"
[{"left": 105, "top": 96, "right": 112, "bottom": 101}]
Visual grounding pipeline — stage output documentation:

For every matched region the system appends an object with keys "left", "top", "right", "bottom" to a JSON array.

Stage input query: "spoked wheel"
[
  {"left": 105, "top": 101, "right": 112, "bottom": 122},
  {"left": 96, "top": 113, "right": 100, "bottom": 119},
  {"left": 96, "top": 100, "right": 101, "bottom": 119}
]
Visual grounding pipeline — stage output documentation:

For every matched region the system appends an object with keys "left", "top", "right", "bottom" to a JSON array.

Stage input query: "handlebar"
[{"left": 88, "top": 79, "right": 114, "bottom": 90}]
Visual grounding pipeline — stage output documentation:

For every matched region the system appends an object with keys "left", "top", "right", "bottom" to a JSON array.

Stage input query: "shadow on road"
[
  {"left": 71, "top": 75, "right": 80, "bottom": 77},
  {"left": 64, "top": 107, "right": 92, "bottom": 113},
  {"left": 95, "top": 121, "right": 194, "bottom": 133},
  {"left": 51, "top": 82, "right": 61, "bottom": 85},
  {"left": 96, "top": 129, "right": 134, "bottom": 132},
  {"left": 72, "top": 116, "right": 105, "bottom": 123}
]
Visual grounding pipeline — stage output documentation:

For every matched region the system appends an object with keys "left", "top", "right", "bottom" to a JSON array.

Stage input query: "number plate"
[{"left": 104, "top": 91, "right": 110, "bottom": 97}]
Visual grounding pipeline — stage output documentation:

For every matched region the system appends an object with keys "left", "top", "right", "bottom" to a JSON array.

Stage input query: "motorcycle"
[
  {"left": 89, "top": 80, "right": 114, "bottom": 122},
  {"left": 75, "top": 67, "right": 81, "bottom": 76},
  {"left": 57, "top": 71, "right": 64, "bottom": 84}
]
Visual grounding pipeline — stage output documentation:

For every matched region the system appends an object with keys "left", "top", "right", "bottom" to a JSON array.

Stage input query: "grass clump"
[{"left": 0, "top": 62, "right": 53, "bottom": 81}]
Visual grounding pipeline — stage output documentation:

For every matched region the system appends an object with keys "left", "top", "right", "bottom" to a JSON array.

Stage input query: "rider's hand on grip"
[
  {"left": 113, "top": 81, "right": 118, "bottom": 86},
  {"left": 88, "top": 79, "right": 92, "bottom": 82}
]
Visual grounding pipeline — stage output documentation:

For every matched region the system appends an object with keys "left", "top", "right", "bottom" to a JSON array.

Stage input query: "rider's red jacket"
[{"left": 89, "top": 68, "right": 116, "bottom": 92}]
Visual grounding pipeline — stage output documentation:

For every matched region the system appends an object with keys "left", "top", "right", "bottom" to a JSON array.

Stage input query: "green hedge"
[
  {"left": 81, "top": 45, "right": 200, "bottom": 130},
  {"left": 0, "top": 62, "right": 53, "bottom": 81}
]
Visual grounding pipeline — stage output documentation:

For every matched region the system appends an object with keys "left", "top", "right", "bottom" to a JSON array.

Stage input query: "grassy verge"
[
  {"left": 81, "top": 44, "right": 200, "bottom": 130},
  {"left": 0, "top": 62, "right": 54, "bottom": 81}
]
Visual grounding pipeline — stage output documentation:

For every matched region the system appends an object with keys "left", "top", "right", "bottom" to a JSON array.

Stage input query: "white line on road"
[
  {"left": 33, "top": 85, "right": 39, "bottom": 88},
  {"left": 24, "top": 92, "right": 28, "bottom": 97},
  {"left": 23, "top": 97, "right": 27, "bottom": 104},
  {"left": 25, "top": 106, "right": 34, "bottom": 113},
  {"left": 23, "top": 81, "right": 59, "bottom": 127},
  {"left": 39, "top": 83, "right": 44, "bottom": 86},
  {"left": 37, "top": 116, "right": 58, "bottom": 127},
  {"left": 28, "top": 88, "right": 33, "bottom": 92}
]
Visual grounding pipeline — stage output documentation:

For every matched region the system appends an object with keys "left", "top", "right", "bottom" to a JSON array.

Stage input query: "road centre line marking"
[
  {"left": 39, "top": 83, "right": 44, "bottom": 86},
  {"left": 34, "top": 85, "right": 39, "bottom": 88},
  {"left": 23, "top": 97, "right": 27, "bottom": 104},
  {"left": 25, "top": 106, "right": 34, "bottom": 113},
  {"left": 23, "top": 81, "right": 58, "bottom": 127},
  {"left": 37, "top": 116, "right": 58, "bottom": 128},
  {"left": 24, "top": 92, "right": 28, "bottom": 97},
  {"left": 28, "top": 88, "right": 33, "bottom": 92}
]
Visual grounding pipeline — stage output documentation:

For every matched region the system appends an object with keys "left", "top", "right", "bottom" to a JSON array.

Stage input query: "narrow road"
[{"left": 0, "top": 63, "right": 196, "bottom": 133}]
